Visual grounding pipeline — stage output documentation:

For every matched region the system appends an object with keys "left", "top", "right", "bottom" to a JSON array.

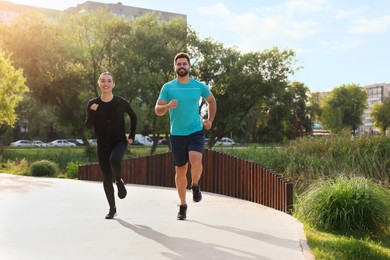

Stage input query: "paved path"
[{"left": 0, "top": 173, "right": 313, "bottom": 260}]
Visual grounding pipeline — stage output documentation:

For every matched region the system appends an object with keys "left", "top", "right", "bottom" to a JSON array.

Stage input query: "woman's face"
[{"left": 98, "top": 74, "right": 115, "bottom": 93}]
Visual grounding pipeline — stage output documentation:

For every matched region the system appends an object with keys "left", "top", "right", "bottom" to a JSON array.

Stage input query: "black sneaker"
[
  {"left": 177, "top": 204, "right": 187, "bottom": 220},
  {"left": 116, "top": 179, "right": 127, "bottom": 199},
  {"left": 192, "top": 185, "right": 202, "bottom": 202},
  {"left": 105, "top": 207, "right": 117, "bottom": 219}
]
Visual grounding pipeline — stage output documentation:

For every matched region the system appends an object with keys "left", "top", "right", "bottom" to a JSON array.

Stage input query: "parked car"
[
  {"left": 32, "top": 140, "right": 48, "bottom": 147},
  {"left": 66, "top": 139, "right": 84, "bottom": 146},
  {"left": 10, "top": 140, "right": 34, "bottom": 147},
  {"left": 135, "top": 135, "right": 153, "bottom": 146},
  {"left": 131, "top": 140, "right": 144, "bottom": 145},
  {"left": 88, "top": 139, "right": 97, "bottom": 146},
  {"left": 49, "top": 139, "right": 76, "bottom": 147},
  {"left": 158, "top": 138, "right": 169, "bottom": 145},
  {"left": 215, "top": 137, "right": 236, "bottom": 146}
]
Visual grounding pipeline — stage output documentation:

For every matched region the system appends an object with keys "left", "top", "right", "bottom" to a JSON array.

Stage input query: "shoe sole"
[
  {"left": 118, "top": 189, "right": 127, "bottom": 199},
  {"left": 117, "top": 183, "right": 127, "bottom": 199},
  {"left": 105, "top": 213, "right": 117, "bottom": 219},
  {"left": 193, "top": 196, "right": 202, "bottom": 202}
]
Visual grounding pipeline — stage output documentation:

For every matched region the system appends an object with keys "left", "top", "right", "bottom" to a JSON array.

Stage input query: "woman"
[{"left": 85, "top": 72, "right": 137, "bottom": 219}]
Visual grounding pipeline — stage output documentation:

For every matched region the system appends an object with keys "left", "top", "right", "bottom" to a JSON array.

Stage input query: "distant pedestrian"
[
  {"left": 85, "top": 72, "right": 137, "bottom": 219},
  {"left": 155, "top": 52, "right": 216, "bottom": 220}
]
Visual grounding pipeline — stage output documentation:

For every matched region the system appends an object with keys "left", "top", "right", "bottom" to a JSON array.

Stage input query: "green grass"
[
  {"left": 214, "top": 134, "right": 390, "bottom": 190},
  {"left": 1, "top": 146, "right": 169, "bottom": 174},
  {"left": 305, "top": 226, "right": 390, "bottom": 260},
  {"left": 294, "top": 176, "right": 390, "bottom": 234}
]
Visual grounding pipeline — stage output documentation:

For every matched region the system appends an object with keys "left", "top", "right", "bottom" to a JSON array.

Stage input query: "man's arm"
[
  {"left": 203, "top": 93, "right": 216, "bottom": 130},
  {"left": 155, "top": 99, "right": 178, "bottom": 116}
]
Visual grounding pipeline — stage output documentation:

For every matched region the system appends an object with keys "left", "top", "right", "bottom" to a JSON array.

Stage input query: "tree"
[
  {"left": 187, "top": 31, "right": 299, "bottom": 145},
  {"left": 320, "top": 84, "right": 367, "bottom": 135},
  {"left": 370, "top": 98, "right": 390, "bottom": 135},
  {"left": 0, "top": 12, "right": 89, "bottom": 140},
  {"left": 114, "top": 13, "right": 187, "bottom": 153},
  {"left": 60, "top": 8, "right": 131, "bottom": 96},
  {"left": 0, "top": 51, "right": 28, "bottom": 127}
]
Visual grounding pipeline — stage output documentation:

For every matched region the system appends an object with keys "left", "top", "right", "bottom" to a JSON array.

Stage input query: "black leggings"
[{"left": 97, "top": 141, "right": 128, "bottom": 209}]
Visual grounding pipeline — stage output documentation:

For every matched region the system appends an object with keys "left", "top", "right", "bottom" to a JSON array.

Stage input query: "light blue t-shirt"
[{"left": 158, "top": 78, "right": 211, "bottom": 136}]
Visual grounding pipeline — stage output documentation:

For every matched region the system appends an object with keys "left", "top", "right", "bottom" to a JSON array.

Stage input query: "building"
[
  {"left": 359, "top": 83, "right": 390, "bottom": 134},
  {"left": 0, "top": 1, "right": 186, "bottom": 24},
  {"left": 66, "top": 1, "right": 186, "bottom": 21},
  {"left": 0, "top": 1, "right": 59, "bottom": 23}
]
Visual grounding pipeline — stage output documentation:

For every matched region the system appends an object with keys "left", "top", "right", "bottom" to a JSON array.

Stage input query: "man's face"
[{"left": 175, "top": 57, "right": 190, "bottom": 77}]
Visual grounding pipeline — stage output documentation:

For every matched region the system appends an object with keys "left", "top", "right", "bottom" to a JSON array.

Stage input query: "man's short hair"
[{"left": 174, "top": 52, "right": 190, "bottom": 65}]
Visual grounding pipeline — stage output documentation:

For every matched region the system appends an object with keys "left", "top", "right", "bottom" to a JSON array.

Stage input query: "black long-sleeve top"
[{"left": 85, "top": 96, "right": 137, "bottom": 146}]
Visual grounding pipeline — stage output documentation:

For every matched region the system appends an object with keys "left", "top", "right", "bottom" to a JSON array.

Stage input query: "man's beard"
[{"left": 176, "top": 68, "right": 189, "bottom": 77}]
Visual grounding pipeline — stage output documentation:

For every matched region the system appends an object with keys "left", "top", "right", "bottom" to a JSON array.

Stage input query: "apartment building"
[
  {"left": 359, "top": 83, "right": 390, "bottom": 134},
  {"left": 0, "top": 1, "right": 186, "bottom": 23},
  {"left": 0, "top": 1, "right": 59, "bottom": 23},
  {"left": 66, "top": 1, "right": 186, "bottom": 21}
]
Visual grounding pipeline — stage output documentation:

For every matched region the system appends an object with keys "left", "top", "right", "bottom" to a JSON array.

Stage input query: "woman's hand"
[
  {"left": 126, "top": 137, "right": 134, "bottom": 144},
  {"left": 90, "top": 103, "right": 99, "bottom": 111}
]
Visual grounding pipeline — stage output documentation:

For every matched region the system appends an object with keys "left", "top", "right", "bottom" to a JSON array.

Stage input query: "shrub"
[
  {"left": 66, "top": 161, "right": 79, "bottom": 179},
  {"left": 294, "top": 176, "right": 390, "bottom": 236},
  {"left": 30, "top": 160, "right": 59, "bottom": 177},
  {"left": 0, "top": 159, "right": 30, "bottom": 175}
]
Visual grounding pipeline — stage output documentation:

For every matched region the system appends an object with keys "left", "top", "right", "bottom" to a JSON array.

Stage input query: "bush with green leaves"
[
  {"left": 66, "top": 161, "right": 79, "bottom": 179},
  {"left": 294, "top": 176, "right": 390, "bottom": 236},
  {"left": 30, "top": 160, "right": 59, "bottom": 177}
]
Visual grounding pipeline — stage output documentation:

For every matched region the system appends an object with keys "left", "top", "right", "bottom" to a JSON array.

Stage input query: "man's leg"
[
  {"left": 189, "top": 151, "right": 203, "bottom": 186},
  {"left": 175, "top": 163, "right": 188, "bottom": 205},
  {"left": 189, "top": 151, "right": 203, "bottom": 202}
]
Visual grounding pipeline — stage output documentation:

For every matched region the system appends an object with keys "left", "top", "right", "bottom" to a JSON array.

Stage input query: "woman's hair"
[
  {"left": 173, "top": 52, "right": 190, "bottom": 65},
  {"left": 98, "top": 71, "right": 115, "bottom": 83}
]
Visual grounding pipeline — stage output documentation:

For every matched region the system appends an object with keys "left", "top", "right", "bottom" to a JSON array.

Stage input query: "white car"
[
  {"left": 32, "top": 140, "right": 48, "bottom": 147},
  {"left": 49, "top": 139, "right": 76, "bottom": 147},
  {"left": 10, "top": 140, "right": 34, "bottom": 147},
  {"left": 135, "top": 135, "right": 153, "bottom": 146},
  {"left": 215, "top": 137, "right": 237, "bottom": 146},
  {"left": 88, "top": 139, "right": 97, "bottom": 146}
]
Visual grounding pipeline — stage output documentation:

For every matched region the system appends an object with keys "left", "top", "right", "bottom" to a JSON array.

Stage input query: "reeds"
[{"left": 220, "top": 134, "right": 390, "bottom": 185}]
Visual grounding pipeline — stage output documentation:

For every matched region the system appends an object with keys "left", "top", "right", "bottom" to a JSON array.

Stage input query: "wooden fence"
[{"left": 78, "top": 149, "right": 293, "bottom": 213}]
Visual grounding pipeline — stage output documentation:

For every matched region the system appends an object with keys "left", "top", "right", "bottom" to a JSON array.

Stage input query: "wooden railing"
[{"left": 78, "top": 149, "right": 293, "bottom": 213}]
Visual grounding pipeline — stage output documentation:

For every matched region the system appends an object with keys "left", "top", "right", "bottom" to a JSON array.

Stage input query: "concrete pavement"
[{"left": 0, "top": 173, "right": 313, "bottom": 260}]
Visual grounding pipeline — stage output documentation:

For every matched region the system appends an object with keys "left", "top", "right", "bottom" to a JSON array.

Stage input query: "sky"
[{"left": 5, "top": 0, "right": 390, "bottom": 92}]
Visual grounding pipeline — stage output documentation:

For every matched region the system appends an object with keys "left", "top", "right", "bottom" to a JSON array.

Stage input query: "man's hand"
[
  {"left": 167, "top": 99, "right": 178, "bottom": 109},
  {"left": 203, "top": 119, "right": 213, "bottom": 130}
]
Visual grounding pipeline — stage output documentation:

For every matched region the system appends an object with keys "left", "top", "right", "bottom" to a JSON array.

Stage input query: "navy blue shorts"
[{"left": 170, "top": 130, "right": 205, "bottom": 167}]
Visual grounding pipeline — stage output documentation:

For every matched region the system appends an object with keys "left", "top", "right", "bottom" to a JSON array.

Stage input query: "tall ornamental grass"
[
  {"left": 218, "top": 134, "right": 390, "bottom": 184},
  {"left": 294, "top": 176, "right": 390, "bottom": 236}
]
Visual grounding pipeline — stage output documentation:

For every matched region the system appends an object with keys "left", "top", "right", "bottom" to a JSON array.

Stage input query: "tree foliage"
[
  {"left": 0, "top": 51, "right": 28, "bottom": 127},
  {"left": 370, "top": 98, "right": 390, "bottom": 135},
  {"left": 320, "top": 84, "right": 367, "bottom": 134},
  {"left": 188, "top": 30, "right": 300, "bottom": 144},
  {"left": 0, "top": 9, "right": 305, "bottom": 147}
]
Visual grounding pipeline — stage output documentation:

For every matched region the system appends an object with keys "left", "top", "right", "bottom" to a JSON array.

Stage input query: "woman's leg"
[
  {"left": 109, "top": 141, "right": 128, "bottom": 182},
  {"left": 97, "top": 145, "right": 116, "bottom": 210},
  {"left": 110, "top": 141, "right": 128, "bottom": 199}
]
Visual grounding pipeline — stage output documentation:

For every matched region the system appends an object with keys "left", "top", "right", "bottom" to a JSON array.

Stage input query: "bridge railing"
[{"left": 78, "top": 149, "right": 293, "bottom": 213}]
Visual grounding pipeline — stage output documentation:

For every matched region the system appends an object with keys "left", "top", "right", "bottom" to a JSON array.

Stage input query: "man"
[{"left": 155, "top": 52, "right": 217, "bottom": 220}]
